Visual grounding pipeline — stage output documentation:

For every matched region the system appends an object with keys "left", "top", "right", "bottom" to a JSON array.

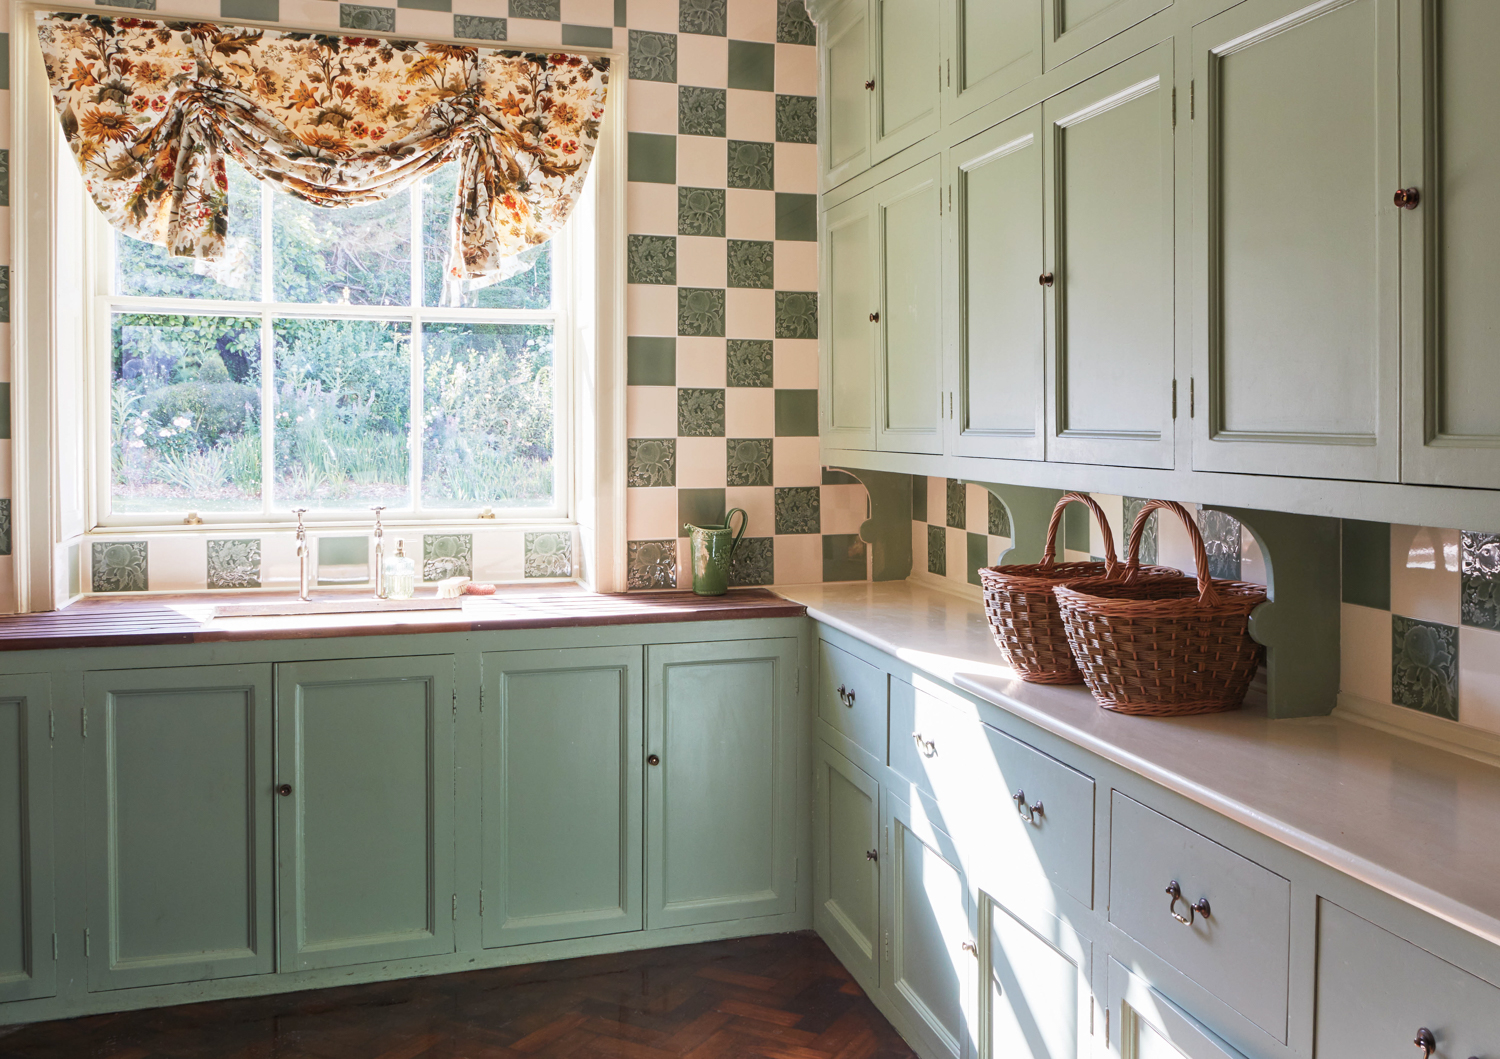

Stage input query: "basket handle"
[
  {"left": 1123, "top": 500, "right": 1220, "bottom": 605},
  {"left": 1041, "top": 492, "right": 1119, "bottom": 576}
]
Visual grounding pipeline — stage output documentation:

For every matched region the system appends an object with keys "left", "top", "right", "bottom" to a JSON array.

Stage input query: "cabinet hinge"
[
  {"left": 794, "top": 858, "right": 799, "bottom": 885},
  {"left": 84, "top": 928, "right": 90, "bottom": 957},
  {"left": 480, "top": 890, "right": 485, "bottom": 917},
  {"left": 52, "top": 933, "right": 57, "bottom": 961},
  {"left": 49, "top": 709, "right": 55, "bottom": 742},
  {"left": 81, "top": 708, "right": 87, "bottom": 739},
  {"left": 1190, "top": 377, "right": 1196, "bottom": 418},
  {"left": 1171, "top": 86, "right": 1176, "bottom": 127},
  {"left": 1190, "top": 80, "right": 1195, "bottom": 120},
  {"left": 452, "top": 894, "right": 458, "bottom": 921},
  {"left": 1171, "top": 379, "right": 1177, "bottom": 419},
  {"left": 883, "top": 930, "right": 890, "bottom": 962},
  {"left": 794, "top": 669, "right": 800, "bottom": 695},
  {"left": 452, "top": 689, "right": 457, "bottom": 716},
  {"left": 937, "top": 63, "right": 942, "bottom": 92},
  {"left": 946, "top": 58, "right": 951, "bottom": 88}
]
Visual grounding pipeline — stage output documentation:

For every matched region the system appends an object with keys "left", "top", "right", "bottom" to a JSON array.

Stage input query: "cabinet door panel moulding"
[
  {"left": 871, "top": 0, "right": 942, "bottom": 164},
  {"left": 1044, "top": 0, "right": 1174, "bottom": 73},
  {"left": 876, "top": 157, "right": 945, "bottom": 455},
  {"left": 822, "top": 0, "right": 873, "bottom": 189},
  {"left": 0, "top": 676, "right": 55, "bottom": 1004}
]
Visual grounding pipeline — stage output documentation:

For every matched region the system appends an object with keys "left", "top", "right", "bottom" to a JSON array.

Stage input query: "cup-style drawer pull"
[
  {"left": 1165, "top": 881, "right": 1210, "bottom": 925},
  {"left": 837, "top": 684, "right": 856, "bottom": 708},
  {"left": 1414, "top": 1029, "right": 1436, "bottom": 1059},
  {"left": 1013, "top": 789, "right": 1043, "bottom": 824},
  {"left": 911, "top": 731, "right": 937, "bottom": 758},
  {"left": 866, "top": 849, "right": 878, "bottom": 862}
]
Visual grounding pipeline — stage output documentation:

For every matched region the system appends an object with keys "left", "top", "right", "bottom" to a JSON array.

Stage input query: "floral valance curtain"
[{"left": 36, "top": 13, "right": 609, "bottom": 280}]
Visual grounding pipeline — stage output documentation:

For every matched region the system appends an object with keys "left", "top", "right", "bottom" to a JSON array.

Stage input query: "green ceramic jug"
[{"left": 685, "top": 508, "right": 748, "bottom": 596}]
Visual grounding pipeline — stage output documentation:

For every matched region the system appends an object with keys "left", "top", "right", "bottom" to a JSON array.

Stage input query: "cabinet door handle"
[
  {"left": 911, "top": 731, "right": 937, "bottom": 758},
  {"left": 647, "top": 754, "right": 661, "bottom": 766},
  {"left": 866, "top": 849, "right": 878, "bottom": 862},
  {"left": 869, "top": 311, "right": 880, "bottom": 322},
  {"left": 1039, "top": 272, "right": 1055, "bottom": 287},
  {"left": 1165, "top": 881, "right": 1210, "bottom": 925},
  {"left": 1394, "top": 187, "right": 1421, "bottom": 209},
  {"left": 1013, "top": 790, "right": 1043, "bottom": 824},
  {"left": 1414, "top": 1029, "right": 1436, "bottom": 1059},
  {"left": 864, "top": 79, "right": 876, "bottom": 91},
  {"left": 837, "top": 684, "right": 856, "bottom": 708},
  {"left": 277, "top": 783, "right": 293, "bottom": 797},
  {"left": 961, "top": 941, "right": 977, "bottom": 957}
]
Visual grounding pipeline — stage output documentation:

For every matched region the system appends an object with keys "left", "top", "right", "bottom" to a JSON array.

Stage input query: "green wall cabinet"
[
  {"left": 813, "top": 740, "right": 881, "bottom": 983},
  {"left": 823, "top": 190, "right": 879, "bottom": 450},
  {"left": 822, "top": 0, "right": 873, "bottom": 188},
  {"left": 0, "top": 676, "right": 54, "bottom": 1004},
  {"left": 645, "top": 639, "right": 799, "bottom": 929},
  {"left": 83, "top": 665, "right": 275, "bottom": 991},
  {"left": 877, "top": 156, "right": 945, "bottom": 455},
  {"left": 942, "top": 0, "right": 1041, "bottom": 123},
  {"left": 1044, "top": 0, "right": 1173, "bottom": 71},
  {"left": 871, "top": 0, "right": 941, "bottom": 164},
  {"left": 480, "top": 647, "right": 643, "bottom": 948},
  {"left": 276, "top": 656, "right": 455, "bottom": 972}
]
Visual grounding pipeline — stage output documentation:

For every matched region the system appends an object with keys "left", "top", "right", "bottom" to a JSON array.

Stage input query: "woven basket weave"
[
  {"left": 978, "top": 493, "right": 1180, "bottom": 684},
  {"left": 1054, "top": 500, "right": 1267, "bottom": 716}
]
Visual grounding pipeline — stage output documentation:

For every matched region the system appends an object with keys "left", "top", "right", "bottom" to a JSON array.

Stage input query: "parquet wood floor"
[{"left": 0, "top": 932, "right": 916, "bottom": 1059}]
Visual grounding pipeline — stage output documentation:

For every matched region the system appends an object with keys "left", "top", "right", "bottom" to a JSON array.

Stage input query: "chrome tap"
[
  {"left": 293, "top": 508, "right": 310, "bottom": 601},
  {"left": 371, "top": 505, "right": 387, "bottom": 599}
]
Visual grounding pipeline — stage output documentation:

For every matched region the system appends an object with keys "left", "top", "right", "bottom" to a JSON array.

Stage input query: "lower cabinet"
[
  {"left": 1108, "top": 959, "right": 1247, "bottom": 1059},
  {"left": 276, "top": 656, "right": 456, "bottom": 971},
  {"left": 813, "top": 741, "right": 881, "bottom": 982},
  {"left": 0, "top": 675, "right": 54, "bottom": 1004},
  {"left": 983, "top": 893, "right": 1089, "bottom": 1059},
  {"left": 480, "top": 647, "right": 643, "bottom": 947}
]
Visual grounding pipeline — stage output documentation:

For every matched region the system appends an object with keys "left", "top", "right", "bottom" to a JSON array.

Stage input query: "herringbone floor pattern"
[{"left": 0, "top": 932, "right": 915, "bottom": 1059}]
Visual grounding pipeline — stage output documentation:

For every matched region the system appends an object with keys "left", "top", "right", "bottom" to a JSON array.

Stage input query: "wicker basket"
[
  {"left": 1053, "top": 499, "right": 1268, "bottom": 716},
  {"left": 978, "top": 493, "right": 1180, "bottom": 684}
]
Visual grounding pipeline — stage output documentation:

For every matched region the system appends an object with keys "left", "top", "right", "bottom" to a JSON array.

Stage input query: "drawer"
[
  {"left": 1316, "top": 900, "right": 1500, "bottom": 1059},
  {"left": 1108, "top": 792, "right": 1290, "bottom": 1041},
  {"left": 889, "top": 679, "right": 965, "bottom": 801},
  {"left": 818, "top": 640, "right": 888, "bottom": 763}
]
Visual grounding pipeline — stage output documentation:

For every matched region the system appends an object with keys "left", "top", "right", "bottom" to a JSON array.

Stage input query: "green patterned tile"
[
  {"left": 727, "top": 339, "right": 772, "bottom": 387},
  {"left": 967, "top": 531, "right": 987, "bottom": 586},
  {"left": 0, "top": 499, "right": 10, "bottom": 557},
  {"left": 627, "top": 337, "right": 676, "bottom": 385},
  {"left": 945, "top": 479, "right": 964, "bottom": 529},
  {"left": 627, "top": 234, "right": 676, "bottom": 284},
  {"left": 1392, "top": 615, "right": 1458, "bottom": 720},
  {"left": 1342, "top": 519, "right": 1391, "bottom": 609},
  {"left": 911, "top": 476, "right": 927, "bottom": 522},
  {"left": 207, "top": 538, "right": 260, "bottom": 589},
  {"left": 728, "top": 39, "right": 775, "bottom": 91},
  {"left": 777, "top": 0, "right": 816, "bottom": 45},
  {"left": 726, "top": 438, "right": 773, "bottom": 486},
  {"left": 775, "top": 486, "right": 819, "bottom": 534},
  {"left": 727, "top": 240, "right": 774, "bottom": 288},
  {"left": 678, "top": 387, "right": 725, "bottom": 436},
  {"left": 423, "top": 533, "right": 472, "bottom": 581},
  {"left": 680, "top": 0, "right": 726, "bottom": 35},
  {"left": 524, "top": 531, "right": 573, "bottom": 578},
  {"left": 775, "top": 94, "right": 817, "bottom": 144},
  {"left": 629, "top": 29, "right": 677, "bottom": 82},
  {"left": 92, "top": 541, "right": 148, "bottom": 593},
  {"left": 927, "top": 524, "right": 945, "bottom": 576},
  {"left": 340, "top": 3, "right": 393, "bottom": 29},
  {"left": 988, "top": 491, "right": 1009, "bottom": 537},
  {"left": 679, "top": 186, "right": 725, "bottom": 237},
  {"left": 823, "top": 533, "right": 867, "bottom": 582},
  {"left": 628, "top": 539, "right": 678, "bottom": 589},
  {"left": 679, "top": 85, "right": 727, "bottom": 137},
  {"left": 678, "top": 287, "right": 726, "bottom": 336},
  {"left": 510, "top": 0, "right": 559, "bottom": 17},
  {"left": 775, "top": 291, "right": 817, "bottom": 338},
  {"left": 454, "top": 14, "right": 506, "bottom": 38},
  {"left": 729, "top": 537, "right": 774, "bottom": 586},
  {"left": 0, "top": 150, "right": 10, "bottom": 208},
  {"left": 774, "top": 389, "right": 818, "bottom": 436},
  {"left": 628, "top": 132, "right": 676, "bottom": 183},
  {"left": 627, "top": 438, "right": 676, "bottom": 487},
  {"left": 1461, "top": 531, "right": 1500, "bottom": 630},
  {"left": 728, "top": 140, "right": 775, "bottom": 190},
  {"left": 1123, "top": 496, "right": 1158, "bottom": 564}
]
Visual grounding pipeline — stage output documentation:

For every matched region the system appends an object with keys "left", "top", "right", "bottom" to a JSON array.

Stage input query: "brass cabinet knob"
[
  {"left": 277, "top": 783, "right": 292, "bottom": 797},
  {"left": 864, "top": 79, "right": 875, "bottom": 90},
  {"left": 869, "top": 311, "right": 880, "bottom": 322},
  {"left": 647, "top": 753, "right": 661, "bottom": 766},
  {"left": 1394, "top": 187, "right": 1421, "bottom": 209},
  {"left": 1039, "top": 272, "right": 1055, "bottom": 287}
]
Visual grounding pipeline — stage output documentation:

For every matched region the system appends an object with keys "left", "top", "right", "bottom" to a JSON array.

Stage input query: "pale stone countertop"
[{"left": 777, "top": 579, "right": 1500, "bottom": 949}]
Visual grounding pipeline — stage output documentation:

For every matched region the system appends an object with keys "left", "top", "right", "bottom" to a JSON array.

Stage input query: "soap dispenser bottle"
[{"left": 385, "top": 539, "right": 416, "bottom": 600}]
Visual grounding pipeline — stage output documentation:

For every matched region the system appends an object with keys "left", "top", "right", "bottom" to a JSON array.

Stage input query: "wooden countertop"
[
  {"left": 0, "top": 586, "right": 806, "bottom": 650},
  {"left": 778, "top": 580, "right": 1500, "bottom": 950}
]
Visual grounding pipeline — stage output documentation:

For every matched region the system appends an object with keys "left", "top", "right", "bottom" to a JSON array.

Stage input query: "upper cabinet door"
[
  {"left": 943, "top": 0, "right": 1043, "bottom": 122},
  {"left": 871, "top": 0, "right": 941, "bottom": 164},
  {"left": 1193, "top": 0, "right": 1400, "bottom": 482},
  {"left": 1044, "top": 0, "right": 1172, "bottom": 72},
  {"left": 877, "top": 156, "right": 944, "bottom": 454},
  {"left": 822, "top": 191, "right": 879, "bottom": 450},
  {"left": 822, "top": 0, "right": 872, "bottom": 189},
  {"left": 0, "top": 676, "right": 54, "bottom": 1004},
  {"left": 1400, "top": 2, "right": 1500, "bottom": 487},
  {"left": 1043, "top": 43, "right": 1176, "bottom": 470},
  {"left": 948, "top": 108, "right": 1046, "bottom": 460}
]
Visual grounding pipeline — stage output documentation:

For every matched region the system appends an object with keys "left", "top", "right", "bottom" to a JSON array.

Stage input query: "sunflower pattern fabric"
[{"left": 36, "top": 12, "right": 609, "bottom": 279}]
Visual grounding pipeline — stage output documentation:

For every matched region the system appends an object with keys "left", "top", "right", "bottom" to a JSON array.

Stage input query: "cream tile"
[
  {"left": 1341, "top": 602, "right": 1393, "bottom": 705},
  {"left": 678, "top": 33, "right": 729, "bottom": 88},
  {"left": 927, "top": 476, "right": 947, "bottom": 528},
  {"left": 626, "top": 0, "right": 677, "bottom": 32},
  {"left": 627, "top": 487, "right": 680, "bottom": 539},
  {"left": 627, "top": 181, "right": 678, "bottom": 235},
  {"left": 627, "top": 78, "right": 678, "bottom": 136},
  {"left": 1240, "top": 526, "right": 1268, "bottom": 586},
  {"left": 678, "top": 236, "right": 727, "bottom": 288},
  {"left": 1061, "top": 549, "right": 1092, "bottom": 565},
  {"left": 726, "top": 287, "right": 775, "bottom": 339},
  {"left": 725, "top": 486, "right": 775, "bottom": 539},
  {"left": 726, "top": 386, "right": 776, "bottom": 437},
  {"left": 1156, "top": 504, "right": 1200, "bottom": 577},
  {"left": 396, "top": 8, "right": 458, "bottom": 37},
  {"left": 774, "top": 142, "right": 818, "bottom": 194},
  {"left": 473, "top": 528, "right": 525, "bottom": 582},
  {"left": 821, "top": 483, "right": 868, "bottom": 536},
  {"left": 280, "top": 0, "right": 341, "bottom": 27},
  {"left": 988, "top": 536, "right": 1013, "bottom": 565},
  {"left": 775, "top": 42, "right": 818, "bottom": 95},
  {"left": 774, "top": 533, "right": 821, "bottom": 584},
  {"left": 677, "top": 134, "right": 728, "bottom": 188},
  {"left": 259, "top": 534, "right": 300, "bottom": 590},
  {"left": 773, "top": 338, "right": 818, "bottom": 389},
  {"left": 0, "top": 557, "right": 15, "bottom": 614},
  {"left": 946, "top": 526, "right": 968, "bottom": 584},
  {"left": 965, "top": 483, "right": 989, "bottom": 536},
  {"left": 912, "top": 520, "right": 928, "bottom": 574},
  {"left": 774, "top": 240, "right": 818, "bottom": 291},
  {"left": 1390, "top": 524, "right": 1461, "bottom": 625},
  {"left": 561, "top": 0, "right": 614, "bottom": 26},
  {"left": 676, "top": 337, "right": 726, "bottom": 388},
  {"left": 676, "top": 537, "right": 692, "bottom": 581},
  {"left": 154, "top": 0, "right": 217, "bottom": 16},
  {"left": 1088, "top": 493, "right": 1124, "bottom": 558},
  {"left": 727, "top": 89, "right": 776, "bottom": 141},
  {"left": 1458, "top": 625, "right": 1500, "bottom": 736},
  {"left": 454, "top": 0, "right": 506, "bottom": 12},
  {"left": 508, "top": 18, "right": 564, "bottom": 46},
  {"left": 772, "top": 437, "right": 821, "bottom": 486},
  {"left": 150, "top": 537, "right": 206, "bottom": 592},
  {"left": 627, "top": 282, "right": 678, "bottom": 335},
  {"left": 677, "top": 437, "right": 727, "bottom": 487},
  {"left": 726, "top": 188, "right": 776, "bottom": 239},
  {"left": 627, "top": 385, "right": 678, "bottom": 436},
  {"left": 728, "top": 0, "right": 777, "bottom": 41}
]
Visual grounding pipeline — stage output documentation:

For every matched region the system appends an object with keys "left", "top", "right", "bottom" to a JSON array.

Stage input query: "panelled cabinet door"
[
  {"left": 1043, "top": 0, "right": 1173, "bottom": 72},
  {"left": 943, "top": 0, "right": 1042, "bottom": 122},
  {"left": 1400, "top": 3, "right": 1500, "bottom": 487},
  {"left": 813, "top": 741, "right": 880, "bottom": 983},
  {"left": 1106, "top": 959, "right": 1250, "bottom": 1059},
  {"left": 948, "top": 108, "right": 1046, "bottom": 460},
  {"left": 871, "top": 0, "right": 941, "bottom": 164},
  {"left": 822, "top": 0, "right": 872, "bottom": 188},
  {"left": 645, "top": 639, "right": 798, "bottom": 929},
  {"left": 1043, "top": 43, "right": 1176, "bottom": 470},
  {"left": 276, "top": 656, "right": 455, "bottom": 971},
  {"left": 877, "top": 156, "right": 944, "bottom": 455},
  {"left": 822, "top": 190, "right": 879, "bottom": 449},
  {"left": 1193, "top": 0, "right": 1400, "bottom": 481},
  {"left": 883, "top": 788, "right": 977, "bottom": 1059},
  {"left": 83, "top": 665, "right": 275, "bottom": 991},
  {"left": 0, "top": 676, "right": 54, "bottom": 1003},
  {"left": 983, "top": 893, "right": 1090, "bottom": 1059},
  {"left": 479, "top": 647, "right": 643, "bottom": 948}
]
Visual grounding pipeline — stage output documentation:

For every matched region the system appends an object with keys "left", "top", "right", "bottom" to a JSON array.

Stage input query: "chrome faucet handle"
[
  {"left": 292, "top": 508, "right": 311, "bottom": 601},
  {"left": 292, "top": 508, "right": 308, "bottom": 538},
  {"left": 371, "top": 506, "right": 387, "bottom": 599}
]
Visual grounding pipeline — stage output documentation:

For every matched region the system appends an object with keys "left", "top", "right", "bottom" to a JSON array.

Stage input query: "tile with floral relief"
[
  {"left": 453, "top": 14, "right": 506, "bottom": 38},
  {"left": 340, "top": 4, "right": 394, "bottom": 29},
  {"left": 727, "top": 339, "right": 773, "bottom": 387},
  {"left": 0, "top": 499, "right": 9, "bottom": 556},
  {"left": 678, "top": 387, "right": 725, "bottom": 436},
  {"left": 927, "top": 524, "right": 945, "bottom": 577},
  {"left": 1197, "top": 508, "right": 1242, "bottom": 581},
  {"left": 774, "top": 291, "right": 817, "bottom": 338},
  {"left": 776, "top": 0, "right": 815, "bottom": 45},
  {"left": 207, "top": 538, "right": 261, "bottom": 589},
  {"left": 988, "top": 492, "right": 1010, "bottom": 538},
  {"left": 679, "top": 0, "right": 726, "bottom": 34},
  {"left": 727, "top": 140, "right": 775, "bottom": 190},
  {"left": 726, "top": 438, "right": 773, "bottom": 487},
  {"left": 1122, "top": 496, "right": 1158, "bottom": 565},
  {"left": 775, "top": 486, "right": 819, "bottom": 534},
  {"left": 524, "top": 531, "right": 574, "bottom": 578},
  {"left": 729, "top": 536, "right": 774, "bottom": 586},
  {"left": 510, "top": 0, "right": 560, "bottom": 17},
  {"left": 678, "top": 85, "right": 726, "bottom": 136},
  {"left": 678, "top": 187, "right": 725, "bottom": 237},
  {"left": 92, "top": 540, "right": 148, "bottom": 593},
  {"left": 423, "top": 533, "right": 473, "bottom": 582},
  {"left": 775, "top": 94, "right": 817, "bottom": 143},
  {"left": 1392, "top": 614, "right": 1458, "bottom": 720},
  {"left": 627, "top": 437, "right": 676, "bottom": 488},
  {"left": 727, "top": 240, "right": 774, "bottom": 288},
  {"left": 629, "top": 29, "right": 677, "bottom": 82},
  {"left": 627, "top": 234, "right": 676, "bottom": 285},
  {"left": 678, "top": 287, "right": 726, "bottom": 337},
  {"left": 628, "top": 539, "right": 678, "bottom": 589},
  {"left": 945, "top": 479, "right": 965, "bottom": 529},
  {"left": 1460, "top": 531, "right": 1500, "bottom": 631}
]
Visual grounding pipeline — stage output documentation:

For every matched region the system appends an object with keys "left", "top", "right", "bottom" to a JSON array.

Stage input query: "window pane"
[
  {"left": 110, "top": 314, "right": 262, "bottom": 513},
  {"left": 420, "top": 165, "right": 553, "bottom": 309},
  {"left": 114, "top": 163, "right": 262, "bottom": 301},
  {"left": 272, "top": 188, "right": 412, "bottom": 306},
  {"left": 422, "top": 323, "right": 555, "bottom": 508},
  {"left": 273, "top": 318, "right": 411, "bottom": 509}
]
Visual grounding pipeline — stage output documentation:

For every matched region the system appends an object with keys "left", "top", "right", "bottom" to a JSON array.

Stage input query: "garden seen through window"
[{"left": 103, "top": 159, "right": 569, "bottom": 523}]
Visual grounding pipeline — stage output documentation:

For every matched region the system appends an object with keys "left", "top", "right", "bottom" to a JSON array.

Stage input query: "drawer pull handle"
[
  {"left": 1013, "top": 789, "right": 1043, "bottom": 824},
  {"left": 1414, "top": 1029, "right": 1436, "bottom": 1059},
  {"left": 1165, "top": 881, "right": 1210, "bottom": 925},
  {"left": 911, "top": 731, "right": 937, "bottom": 758},
  {"left": 837, "top": 684, "right": 856, "bottom": 708},
  {"left": 866, "top": 849, "right": 878, "bottom": 862}
]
